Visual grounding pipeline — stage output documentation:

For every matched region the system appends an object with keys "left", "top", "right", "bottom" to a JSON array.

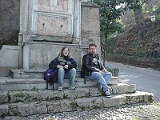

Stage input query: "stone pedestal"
[
  {"left": 17, "top": 0, "right": 101, "bottom": 74},
  {"left": 22, "top": 42, "right": 88, "bottom": 71}
]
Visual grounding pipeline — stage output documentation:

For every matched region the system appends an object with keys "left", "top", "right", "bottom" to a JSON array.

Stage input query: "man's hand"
[
  {"left": 94, "top": 68, "right": 103, "bottom": 74},
  {"left": 103, "top": 68, "right": 108, "bottom": 72},
  {"left": 95, "top": 68, "right": 100, "bottom": 72}
]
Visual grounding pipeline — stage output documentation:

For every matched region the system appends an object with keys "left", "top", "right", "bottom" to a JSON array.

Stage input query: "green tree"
[
  {"left": 93, "top": 0, "right": 125, "bottom": 66},
  {"left": 93, "top": 0, "right": 148, "bottom": 66}
]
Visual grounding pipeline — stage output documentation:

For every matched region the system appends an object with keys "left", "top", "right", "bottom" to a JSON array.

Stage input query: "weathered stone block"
[
  {"left": 46, "top": 101, "right": 61, "bottom": 113},
  {"left": 60, "top": 100, "right": 76, "bottom": 112},
  {"left": 63, "top": 88, "right": 90, "bottom": 99},
  {"left": 89, "top": 87, "right": 103, "bottom": 97},
  {"left": 111, "top": 83, "right": 136, "bottom": 94},
  {"left": 102, "top": 95, "right": 126, "bottom": 107},
  {"left": 108, "top": 76, "right": 119, "bottom": 85},
  {"left": 47, "top": 99, "right": 77, "bottom": 113},
  {"left": 9, "top": 102, "right": 47, "bottom": 116},
  {"left": 9, "top": 91, "right": 39, "bottom": 103},
  {"left": 0, "top": 91, "right": 8, "bottom": 104},
  {"left": 125, "top": 91, "right": 154, "bottom": 104},
  {"left": 38, "top": 90, "right": 64, "bottom": 101},
  {"left": 0, "top": 105, "right": 8, "bottom": 116},
  {"left": 76, "top": 97, "right": 103, "bottom": 111}
]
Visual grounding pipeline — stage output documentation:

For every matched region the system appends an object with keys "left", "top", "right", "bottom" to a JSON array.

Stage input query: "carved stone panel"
[
  {"left": 37, "top": 15, "right": 69, "bottom": 36},
  {"left": 38, "top": 0, "right": 69, "bottom": 13}
]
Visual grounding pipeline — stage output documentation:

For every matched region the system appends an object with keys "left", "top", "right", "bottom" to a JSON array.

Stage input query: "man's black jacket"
[{"left": 81, "top": 53, "right": 104, "bottom": 78}]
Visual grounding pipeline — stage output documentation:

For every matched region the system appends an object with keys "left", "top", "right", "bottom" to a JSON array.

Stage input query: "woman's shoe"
[
  {"left": 58, "top": 86, "right": 63, "bottom": 91},
  {"left": 69, "top": 86, "right": 75, "bottom": 90}
]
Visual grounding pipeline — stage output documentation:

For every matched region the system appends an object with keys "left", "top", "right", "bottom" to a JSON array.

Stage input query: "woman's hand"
[
  {"left": 63, "top": 65, "right": 68, "bottom": 69},
  {"left": 57, "top": 65, "right": 63, "bottom": 68}
]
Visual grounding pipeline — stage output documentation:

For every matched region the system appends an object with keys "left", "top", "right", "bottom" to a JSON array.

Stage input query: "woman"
[{"left": 49, "top": 47, "right": 77, "bottom": 91}]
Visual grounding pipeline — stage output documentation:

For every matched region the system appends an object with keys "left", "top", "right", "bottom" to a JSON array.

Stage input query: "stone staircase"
[{"left": 0, "top": 70, "right": 154, "bottom": 118}]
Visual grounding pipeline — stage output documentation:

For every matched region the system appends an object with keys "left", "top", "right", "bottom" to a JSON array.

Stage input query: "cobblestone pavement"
[{"left": 2, "top": 103, "right": 160, "bottom": 120}]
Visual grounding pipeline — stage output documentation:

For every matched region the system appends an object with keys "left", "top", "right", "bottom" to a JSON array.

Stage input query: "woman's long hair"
[{"left": 59, "top": 46, "right": 71, "bottom": 57}]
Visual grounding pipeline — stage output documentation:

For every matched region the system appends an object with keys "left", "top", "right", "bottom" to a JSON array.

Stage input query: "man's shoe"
[
  {"left": 69, "top": 86, "right": 75, "bottom": 90},
  {"left": 105, "top": 89, "right": 111, "bottom": 98},
  {"left": 58, "top": 86, "right": 63, "bottom": 91},
  {"left": 96, "top": 83, "right": 102, "bottom": 90}
]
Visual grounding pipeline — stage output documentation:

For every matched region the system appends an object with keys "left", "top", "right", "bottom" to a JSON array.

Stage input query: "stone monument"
[{"left": 11, "top": 0, "right": 101, "bottom": 78}]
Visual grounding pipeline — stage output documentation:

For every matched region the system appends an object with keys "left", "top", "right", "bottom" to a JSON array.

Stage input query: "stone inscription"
[{"left": 37, "top": 15, "right": 68, "bottom": 36}]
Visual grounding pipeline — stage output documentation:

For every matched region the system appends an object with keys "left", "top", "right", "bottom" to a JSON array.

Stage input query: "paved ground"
[
  {"left": 105, "top": 61, "right": 160, "bottom": 102},
  {"left": 2, "top": 103, "right": 160, "bottom": 120}
]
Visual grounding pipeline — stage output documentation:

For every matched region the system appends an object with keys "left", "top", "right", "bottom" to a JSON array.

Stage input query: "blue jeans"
[
  {"left": 58, "top": 68, "right": 76, "bottom": 87},
  {"left": 86, "top": 71, "right": 112, "bottom": 92}
]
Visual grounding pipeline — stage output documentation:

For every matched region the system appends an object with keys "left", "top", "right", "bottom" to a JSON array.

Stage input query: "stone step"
[
  {"left": 0, "top": 91, "right": 153, "bottom": 117},
  {"left": 0, "top": 77, "right": 119, "bottom": 90},
  {"left": 10, "top": 69, "right": 82, "bottom": 79},
  {"left": 0, "top": 84, "right": 136, "bottom": 105}
]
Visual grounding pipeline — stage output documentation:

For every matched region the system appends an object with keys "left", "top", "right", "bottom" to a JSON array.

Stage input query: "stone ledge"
[
  {"left": 10, "top": 69, "right": 82, "bottom": 79},
  {"left": 0, "top": 77, "right": 119, "bottom": 90},
  {"left": 0, "top": 84, "right": 136, "bottom": 104},
  {"left": 0, "top": 91, "right": 153, "bottom": 117}
]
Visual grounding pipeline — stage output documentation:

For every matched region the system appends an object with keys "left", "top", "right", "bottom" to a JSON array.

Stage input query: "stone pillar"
[
  {"left": 23, "top": 45, "right": 29, "bottom": 70},
  {"left": 73, "top": 0, "right": 81, "bottom": 44}
]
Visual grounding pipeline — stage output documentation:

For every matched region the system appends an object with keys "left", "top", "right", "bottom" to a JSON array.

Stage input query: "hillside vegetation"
[{"left": 106, "top": 18, "right": 160, "bottom": 70}]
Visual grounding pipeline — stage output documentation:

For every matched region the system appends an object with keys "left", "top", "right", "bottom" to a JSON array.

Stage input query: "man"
[{"left": 81, "top": 43, "right": 112, "bottom": 97}]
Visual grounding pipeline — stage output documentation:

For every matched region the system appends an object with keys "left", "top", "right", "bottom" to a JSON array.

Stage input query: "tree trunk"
[
  {"left": 134, "top": 8, "right": 144, "bottom": 27},
  {"left": 103, "top": 33, "right": 108, "bottom": 67},
  {"left": 134, "top": 8, "right": 144, "bottom": 41}
]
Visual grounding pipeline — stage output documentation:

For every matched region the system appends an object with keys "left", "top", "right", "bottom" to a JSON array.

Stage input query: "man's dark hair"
[{"left": 89, "top": 43, "right": 97, "bottom": 48}]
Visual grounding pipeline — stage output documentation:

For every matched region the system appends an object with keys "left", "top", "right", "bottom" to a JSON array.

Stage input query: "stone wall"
[{"left": 0, "top": 0, "right": 20, "bottom": 48}]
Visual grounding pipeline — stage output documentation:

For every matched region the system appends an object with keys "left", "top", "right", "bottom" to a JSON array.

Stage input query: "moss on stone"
[
  {"left": 92, "top": 100, "right": 96, "bottom": 104},
  {"left": 46, "top": 97, "right": 61, "bottom": 101},
  {"left": 126, "top": 96, "right": 132, "bottom": 102},
  {"left": 15, "top": 92, "right": 25, "bottom": 98},
  {"left": 70, "top": 102, "right": 77, "bottom": 110},
  {"left": 9, "top": 105, "right": 20, "bottom": 115},
  {"left": 147, "top": 95, "right": 154, "bottom": 103},
  {"left": 24, "top": 94, "right": 31, "bottom": 102},
  {"left": 31, "top": 86, "right": 39, "bottom": 92},
  {"left": 7, "top": 91, "right": 11, "bottom": 103},
  {"left": 157, "top": 102, "right": 160, "bottom": 106},
  {"left": 132, "top": 117, "right": 141, "bottom": 120},
  {"left": 79, "top": 106, "right": 85, "bottom": 111},
  {"left": 137, "top": 96, "right": 144, "bottom": 103},
  {"left": 92, "top": 105, "right": 101, "bottom": 110},
  {"left": 63, "top": 94, "right": 68, "bottom": 99}
]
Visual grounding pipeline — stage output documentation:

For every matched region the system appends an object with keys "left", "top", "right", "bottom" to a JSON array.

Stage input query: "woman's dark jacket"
[
  {"left": 81, "top": 53, "right": 104, "bottom": 77},
  {"left": 49, "top": 56, "right": 77, "bottom": 72}
]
